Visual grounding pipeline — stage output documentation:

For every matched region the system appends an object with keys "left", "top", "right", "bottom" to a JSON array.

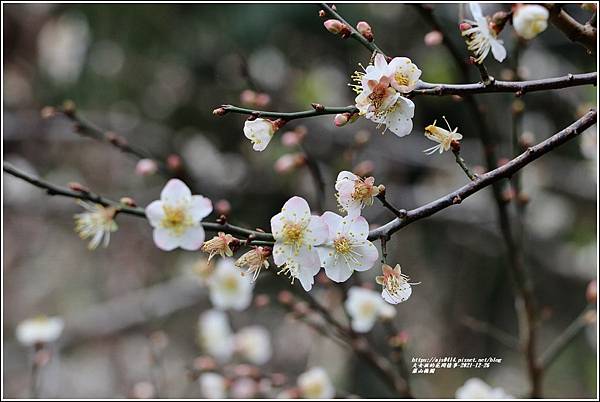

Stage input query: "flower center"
[
  {"left": 282, "top": 222, "right": 304, "bottom": 247},
  {"left": 368, "top": 83, "right": 388, "bottom": 111},
  {"left": 359, "top": 300, "right": 377, "bottom": 317},
  {"left": 304, "top": 381, "right": 324, "bottom": 398},
  {"left": 222, "top": 275, "right": 239, "bottom": 292},
  {"left": 161, "top": 204, "right": 192, "bottom": 235},
  {"left": 394, "top": 72, "right": 410, "bottom": 87},
  {"left": 352, "top": 180, "right": 375, "bottom": 203},
  {"left": 334, "top": 236, "right": 352, "bottom": 254}
]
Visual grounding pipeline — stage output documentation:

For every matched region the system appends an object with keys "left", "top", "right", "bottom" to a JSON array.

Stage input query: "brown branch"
[{"left": 545, "top": 4, "right": 597, "bottom": 53}]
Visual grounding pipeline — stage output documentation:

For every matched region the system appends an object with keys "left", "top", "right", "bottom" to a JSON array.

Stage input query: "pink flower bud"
[
  {"left": 424, "top": 30, "right": 443, "bottom": 46},
  {"left": 212, "top": 107, "right": 227, "bottom": 116},
  {"left": 240, "top": 89, "right": 256, "bottom": 105},
  {"left": 135, "top": 158, "right": 158, "bottom": 176},
  {"left": 215, "top": 199, "right": 232, "bottom": 217},
  {"left": 324, "top": 19, "right": 345, "bottom": 34},
  {"left": 356, "top": 21, "right": 373, "bottom": 41},
  {"left": 254, "top": 93, "right": 271, "bottom": 107},
  {"left": 334, "top": 113, "right": 349, "bottom": 127},
  {"left": 167, "top": 154, "right": 182, "bottom": 172},
  {"left": 587, "top": 280, "right": 597, "bottom": 304},
  {"left": 274, "top": 153, "right": 305, "bottom": 174},
  {"left": 459, "top": 22, "right": 472, "bottom": 31},
  {"left": 119, "top": 197, "right": 137, "bottom": 207}
]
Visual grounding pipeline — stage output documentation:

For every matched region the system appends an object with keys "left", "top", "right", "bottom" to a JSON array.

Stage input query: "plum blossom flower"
[
  {"left": 376, "top": 264, "right": 419, "bottom": 305},
  {"left": 316, "top": 212, "right": 378, "bottom": 282},
  {"left": 145, "top": 179, "right": 213, "bottom": 251},
  {"left": 234, "top": 325, "right": 272, "bottom": 365},
  {"left": 207, "top": 258, "right": 254, "bottom": 311},
  {"left": 512, "top": 4, "right": 549, "bottom": 40},
  {"left": 345, "top": 287, "right": 395, "bottom": 333},
  {"left": 74, "top": 202, "right": 118, "bottom": 250},
  {"left": 199, "top": 372, "right": 227, "bottom": 399},
  {"left": 244, "top": 118, "right": 284, "bottom": 152},
  {"left": 235, "top": 246, "right": 271, "bottom": 281},
  {"left": 455, "top": 378, "right": 513, "bottom": 399},
  {"left": 462, "top": 3, "right": 507, "bottom": 63},
  {"left": 201, "top": 232, "right": 238, "bottom": 261},
  {"left": 271, "top": 196, "right": 328, "bottom": 291},
  {"left": 16, "top": 315, "right": 64, "bottom": 347},
  {"left": 197, "top": 309, "right": 234, "bottom": 362},
  {"left": 335, "top": 171, "right": 380, "bottom": 217},
  {"left": 297, "top": 367, "right": 335, "bottom": 399},
  {"left": 423, "top": 117, "right": 463, "bottom": 155}
]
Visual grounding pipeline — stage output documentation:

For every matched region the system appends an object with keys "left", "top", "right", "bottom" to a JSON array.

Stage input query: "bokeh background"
[{"left": 3, "top": 2, "right": 597, "bottom": 399}]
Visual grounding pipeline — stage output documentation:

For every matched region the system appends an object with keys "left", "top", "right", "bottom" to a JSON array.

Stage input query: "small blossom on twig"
[
  {"left": 274, "top": 153, "right": 306, "bottom": 174},
  {"left": 376, "top": 264, "right": 419, "bottom": 305},
  {"left": 235, "top": 246, "right": 271, "bottom": 281},
  {"left": 16, "top": 315, "right": 64, "bottom": 347},
  {"left": 297, "top": 367, "right": 335, "bottom": 399},
  {"left": 201, "top": 232, "right": 238, "bottom": 261},
  {"left": 135, "top": 158, "right": 158, "bottom": 176},
  {"left": 335, "top": 170, "right": 380, "bottom": 217},
  {"left": 197, "top": 309, "right": 234, "bottom": 362},
  {"left": 512, "top": 4, "right": 549, "bottom": 40},
  {"left": 423, "top": 116, "right": 463, "bottom": 155},
  {"left": 234, "top": 326, "right": 272, "bottom": 365},
  {"left": 356, "top": 21, "right": 373, "bottom": 41},
  {"left": 461, "top": 3, "right": 507, "bottom": 63},
  {"left": 74, "top": 201, "right": 118, "bottom": 250},
  {"left": 424, "top": 30, "right": 443, "bottom": 46},
  {"left": 243, "top": 118, "right": 285, "bottom": 152}
]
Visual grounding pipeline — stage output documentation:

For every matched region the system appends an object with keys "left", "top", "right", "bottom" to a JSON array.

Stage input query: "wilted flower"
[
  {"left": 197, "top": 309, "right": 234, "bottom": 362},
  {"left": 297, "top": 367, "right": 335, "bottom": 399},
  {"left": 234, "top": 325, "right": 272, "bottom": 365},
  {"left": 244, "top": 118, "right": 283, "bottom": 152},
  {"left": 199, "top": 372, "right": 228, "bottom": 399},
  {"left": 208, "top": 258, "right": 254, "bottom": 311},
  {"left": 345, "top": 287, "right": 394, "bottom": 332},
  {"left": 74, "top": 201, "right": 118, "bottom": 250},
  {"left": 201, "top": 232, "right": 237, "bottom": 261},
  {"left": 462, "top": 3, "right": 507, "bottom": 63},
  {"left": 271, "top": 196, "right": 328, "bottom": 291},
  {"left": 316, "top": 212, "right": 378, "bottom": 282},
  {"left": 235, "top": 246, "right": 271, "bottom": 281},
  {"left": 512, "top": 4, "right": 549, "bottom": 40},
  {"left": 423, "top": 117, "right": 463, "bottom": 155},
  {"left": 16, "top": 315, "right": 64, "bottom": 347},
  {"left": 455, "top": 378, "right": 513, "bottom": 399},
  {"left": 335, "top": 171, "right": 380, "bottom": 217},
  {"left": 376, "top": 264, "right": 419, "bottom": 305},
  {"left": 145, "top": 179, "right": 213, "bottom": 251}
]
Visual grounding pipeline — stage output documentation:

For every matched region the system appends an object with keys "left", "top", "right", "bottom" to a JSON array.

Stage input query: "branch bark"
[{"left": 545, "top": 4, "right": 597, "bottom": 53}]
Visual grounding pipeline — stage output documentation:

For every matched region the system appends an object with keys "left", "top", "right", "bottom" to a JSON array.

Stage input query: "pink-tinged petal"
[
  {"left": 272, "top": 243, "right": 291, "bottom": 266},
  {"left": 178, "top": 225, "right": 206, "bottom": 250},
  {"left": 321, "top": 211, "right": 343, "bottom": 240},
  {"left": 352, "top": 241, "right": 379, "bottom": 271},
  {"left": 339, "top": 195, "right": 362, "bottom": 218},
  {"left": 347, "top": 215, "right": 370, "bottom": 239},
  {"left": 490, "top": 39, "right": 507, "bottom": 62},
  {"left": 335, "top": 171, "right": 357, "bottom": 190},
  {"left": 189, "top": 195, "right": 213, "bottom": 221},
  {"left": 307, "top": 215, "right": 328, "bottom": 245},
  {"left": 153, "top": 228, "right": 180, "bottom": 251},
  {"left": 324, "top": 260, "right": 354, "bottom": 283},
  {"left": 161, "top": 179, "right": 192, "bottom": 203},
  {"left": 373, "top": 53, "right": 387, "bottom": 69},
  {"left": 145, "top": 200, "right": 164, "bottom": 227},
  {"left": 281, "top": 196, "right": 311, "bottom": 222}
]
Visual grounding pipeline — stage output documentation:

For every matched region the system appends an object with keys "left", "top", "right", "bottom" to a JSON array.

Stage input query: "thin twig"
[
  {"left": 218, "top": 104, "right": 357, "bottom": 121},
  {"left": 452, "top": 147, "right": 478, "bottom": 181},
  {"left": 544, "top": 4, "right": 597, "bottom": 53},
  {"left": 461, "top": 316, "right": 520, "bottom": 349}
]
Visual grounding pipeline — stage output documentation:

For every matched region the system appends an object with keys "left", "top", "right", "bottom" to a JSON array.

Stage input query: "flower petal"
[
  {"left": 270, "top": 211, "right": 286, "bottom": 240},
  {"left": 490, "top": 39, "right": 507, "bottom": 62},
  {"left": 161, "top": 179, "right": 192, "bottom": 203},
  {"left": 321, "top": 211, "right": 343, "bottom": 240},
  {"left": 190, "top": 195, "right": 213, "bottom": 221},
  {"left": 335, "top": 171, "right": 357, "bottom": 191},
  {"left": 281, "top": 196, "right": 311, "bottom": 222},
  {"left": 306, "top": 215, "right": 328, "bottom": 245},
  {"left": 352, "top": 241, "right": 379, "bottom": 271},
  {"left": 178, "top": 225, "right": 206, "bottom": 250},
  {"left": 145, "top": 200, "right": 165, "bottom": 227},
  {"left": 153, "top": 228, "right": 180, "bottom": 251},
  {"left": 324, "top": 259, "right": 354, "bottom": 282},
  {"left": 347, "top": 215, "right": 370, "bottom": 238}
]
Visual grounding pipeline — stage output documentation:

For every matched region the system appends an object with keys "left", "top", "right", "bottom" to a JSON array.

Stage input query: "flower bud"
[
  {"left": 62, "top": 99, "right": 76, "bottom": 116},
  {"left": 354, "top": 130, "right": 371, "bottom": 146},
  {"left": 281, "top": 130, "right": 305, "bottom": 147},
  {"left": 105, "top": 131, "right": 128, "bottom": 147},
  {"left": 212, "top": 107, "right": 227, "bottom": 116},
  {"left": 353, "top": 160, "right": 375, "bottom": 177},
  {"left": 166, "top": 154, "right": 183, "bottom": 172},
  {"left": 318, "top": 10, "right": 326, "bottom": 17},
  {"left": 255, "top": 93, "right": 271, "bottom": 107},
  {"left": 254, "top": 294, "right": 270, "bottom": 308},
  {"left": 240, "top": 89, "right": 256, "bottom": 105},
  {"left": 40, "top": 106, "right": 57, "bottom": 119},
  {"left": 459, "top": 22, "right": 472, "bottom": 32},
  {"left": 215, "top": 199, "right": 232, "bottom": 217},
  {"left": 324, "top": 19, "right": 345, "bottom": 34},
  {"left": 424, "top": 30, "right": 443, "bottom": 46},
  {"left": 135, "top": 158, "right": 158, "bottom": 176},
  {"left": 334, "top": 113, "right": 349, "bottom": 127},
  {"left": 120, "top": 197, "right": 137, "bottom": 207},
  {"left": 356, "top": 21, "right": 373, "bottom": 42},
  {"left": 587, "top": 280, "right": 597, "bottom": 304},
  {"left": 277, "top": 290, "right": 293, "bottom": 305},
  {"left": 68, "top": 182, "right": 90, "bottom": 193},
  {"left": 274, "top": 153, "right": 306, "bottom": 174}
]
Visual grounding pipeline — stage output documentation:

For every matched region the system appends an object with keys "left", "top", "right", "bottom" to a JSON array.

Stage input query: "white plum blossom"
[
  {"left": 335, "top": 171, "right": 381, "bottom": 217},
  {"left": 74, "top": 202, "right": 118, "bottom": 250},
  {"left": 271, "top": 196, "right": 328, "bottom": 291},
  {"left": 199, "top": 372, "right": 227, "bottom": 399},
  {"left": 462, "top": 3, "right": 507, "bottom": 63},
  {"left": 207, "top": 258, "right": 254, "bottom": 311},
  {"left": 316, "top": 212, "right": 379, "bottom": 282},
  {"left": 363, "top": 53, "right": 421, "bottom": 94},
  {"left": 376, "top": 264, "right": 418, "bottom": 305},
  {"left": 423, "top": 117, "right": 463, "bottom": 155},
  {"left": 345, "top": 287, "right": 394, "bottom": 333},
  {"left": 234, "top": 325, "right": 272, "bottom": 365},
  {"left": 297, "top": 367, "right": 336, "bottom": 399},
  {"left": 512, "top": 4, "right": 549, "bottom": 40},
  {"left": 145, "top": 179, "right": 213, "bottom": 251},
  {"left": 197, "top": 309, "right": 234, "bottom": 362},
  {"left": 230, "top": 377, "right": 257, "bottom": 399},
  {"left": 16, "top": 316, "right": 64, "bottom": 346},
  {"left": 455, "top": 378, "right": 513, "bottom": 399},
  {"left": 243, "top": 118, "right": 281, "bottom": 152}
]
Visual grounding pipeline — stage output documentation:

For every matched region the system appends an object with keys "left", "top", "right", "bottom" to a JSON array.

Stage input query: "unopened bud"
[
  {"left": 215, "top": 199, "right": 232, "bottom": 217},
  {"left": 105, "top": 131, "right": 128, "bottom": 147},
  {"left": 311, "top": 103, "right": 325, "bottom": 112},
  {"left": 519, "top": 131, "right": 535, "bottom": 149},
  {"left": 587, "top": 280, "right": 597, "bottom": 304},
  {"left": 450, "top": 139, "right": 461, "bottom": 152},
  {"left": 120, "top": 197, "right": 137, "bottom": 207},
  {"left": 334, "top": 113, "right": 349, "bottom": 127},
  {"left": 356, "top": 21, "right": 373, "bottom": 42},
  {"left": 324, "top": 19, "right": 345, "bottom": 34},
  {"left": 212, "top": 107, "right": 227, "bottom": 116},
  {"left": 68, "top": 182, "right": 89, "bottom": 193},
  {"left": 501, "top": 187, "right": 516, "bottom": 203},
  {"left": 255, "top": 93, "right": 271, "bottom": 107},
  {"left": 277, "top": 290, "right": 293, "bottom": 305},
  {"left": 459, "top": 22, "right": 472, "bottom": 32},
  {"left": 424, "top": 30, "right": 443, "bottom": 46},
  {"left": 40, "top": 106, "right": 57, "bottom": 119},
  {"left": 516, "top": 192, "right": 530, "bottom": 206},
  {"left": 354, "top": 130, "right": 371, "bottom": 146},
  {"left": 62, "top": 99, "right": 76, "bottom": 116},
  {"left": 274, "top": 153, "right": 306, "bottom": 174},
  {"left": 240, "top": 89, "right": 256, "bottom": 105},
  {"left": 135, "top": 158, "right": 159, "bottom": 176},
  {"left": 254, "top": 294, "right": 270, "bottom": 308},
  {"left": 167, "top": 154, "right": 182, "bottom": 172},
  {"left": 318, "top": 9, "right": 326, "bottom": 17},
  {"left": 389, "top": 331, "right": 410, "bottom": 347},
  {"left": 281, "top": 130, "right": 305, "bottom": 147},
  {"left": 376, "top": 184, "right": 386, "bottom": 196}
]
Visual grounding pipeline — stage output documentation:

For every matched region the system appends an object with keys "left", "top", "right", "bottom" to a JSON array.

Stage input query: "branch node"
[{"left": 452, "top": 195, "right": 462, "bottom": 205}]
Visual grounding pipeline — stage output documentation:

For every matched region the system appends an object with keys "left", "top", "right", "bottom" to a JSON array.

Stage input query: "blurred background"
[{"left": 2, "top": 2, "right": 597, "bottom": 399}]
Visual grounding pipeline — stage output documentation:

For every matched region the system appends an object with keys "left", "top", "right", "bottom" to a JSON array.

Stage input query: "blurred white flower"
[
  {"left": 512, "top": 5, "right": 549, "bottom": 40},
  {"left": 243, "top": 118, "right": 279, "bottom": 152},
  {"left": 230, "top": 377, "right": 257, "bottom": 398},
  {"left": 234, "top": 325, "right": 272, "bottom": 365},
  {"left": 208, "top": 258, "right": 254, "bottom": 311},
  {"left": 345, "top": 287, "right": 394, "bottom": 332},
  {"left": 423, "top": 118, "right": 463, "bottom": 155},
  {"left": 74, "top": 202, "right": 118, "bottom": 250},
  {"left": 145, "top": 179, "right": 213, "bottom": 251},
  {"left": 135, "top": 159, "right": 158, "bottom": 176},
  {"left": 335, "top": 171, "right": 380, "bottom": 217},
  {"left": 16, "top": 315, "right": 64, "bottom": 346},
  {"left": 376, "top": 264, "right": 417, "bottom": 305},
  {"left": 297, "top": 367, "right": 335, "bottom": 399},
  {"left": 455, "top": 378, "right": 513, "bottom": 399},
  {"left": 199, "top": 372, "right": 227, "bottom": 399},
  {"left": 197, "top": 310, "right": 234, "bottom": 362},
  {"left": 271, "top": 196, "right": 328, "bottom": 291},
  {"left": 316, "top": 212, "right": 378, "bottom": 282},
  {"left": 462, "top": 4, "right": 506, "bottom": 63}
]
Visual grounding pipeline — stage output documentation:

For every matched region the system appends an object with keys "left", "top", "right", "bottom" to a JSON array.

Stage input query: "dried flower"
[
  {"left": 423, "top": 116, "right": 463, "bottom": 155},
  {"left": 235, "top": 246, "right": 271, "bottom": 281},
  {"left": 201, "top": 232, "right": 237, "bottom": 261},
  {"left": 461, "top": 3, "right": 507, "bottom": 63},
  {"left": 74, "top": 201, "right": 118, "bottom": 249}
]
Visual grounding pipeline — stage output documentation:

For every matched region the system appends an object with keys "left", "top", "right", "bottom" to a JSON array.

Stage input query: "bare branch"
[{"left": 545, "top": 4, "right": 597, "bottom": 53}]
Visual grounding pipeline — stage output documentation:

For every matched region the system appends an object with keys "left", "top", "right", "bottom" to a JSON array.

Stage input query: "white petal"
[
  {"left": 307, "top": 215, "right": 328, "bottom": 245},
  {"left": 351, "top": 316, "right": 377, "bottom": 333},
  {"left": 490, "top": 39, "right": 507, "bottom": 62},
  {"left": 145, "top": 200, "right": 165, "bottom": 227},
  {"left": 324, "top": 260, "right": 354, "bottom": 283},
  {"left": 270, "top": 212, "right": 286, "bottom": 240},
  {"left": 381, "top": 97, "right": 415, "bottom": 137},
  {"left": 153, "top": 228, "right": 180, "bottom": 251},
  {"left": 161, "top": 179, "right": 192, "bottom": 203},
  {"left": 352, "top": 241, "right": 379, "bottom": 272},
  {"left": 178, "top": 225, "right": 206, "bottom": 251},
  {"left": 469, "top": 3, "right": 484, "bottom": 20},
  {"left": 272, "top": 242, "right": 290, "bottom": 266},
  {"left": 347, "top": 215, "right": 370, "bottom": 239},
  {"left": 335, "top": 171, "right": 357, "bottom": 191},
  {"left": 281, "top": 196, "right": 311, "bottom": 222},
  {"left": 189, "top": 195, "right": 213, "bottom": 221},
  {"left": 321, "top": 211, "right": 343, "bottom": 239},
  {"left": 373, "top": 53, "right": 387, "bottom": 70}
]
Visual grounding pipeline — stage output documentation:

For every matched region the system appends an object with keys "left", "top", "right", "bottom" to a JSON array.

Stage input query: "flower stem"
[{"left": 452, "top": 148, "right": 478, "bottom": 181}]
